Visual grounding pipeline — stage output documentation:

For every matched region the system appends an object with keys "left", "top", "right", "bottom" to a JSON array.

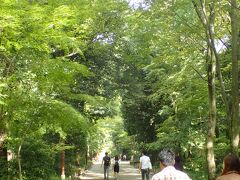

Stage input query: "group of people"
[
  {"left": 101, "top": 152, "right": 119, "bottom": 180},
  {"left": 139, "top": 149, "right": 190, "bottom": 180},
  {"left": 101, "top": 149, "right": 240, "bottom": 180}
]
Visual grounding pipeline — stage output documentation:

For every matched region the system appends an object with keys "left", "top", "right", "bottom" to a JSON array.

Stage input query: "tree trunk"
[
  {"left": 17, "top": 143, "right": 23, "bottom": 180},
  {"left": 206, "top": 47, "right": 217, "bottom": 180},
  {"left": 192, "top": 2, "right": 217, "bottom": 179},
  {"left": 230, "top": 0, "right": 239, "bottom": 155},
  {"left": 206, "top": 6, "right": 217, "bottom": 179},
  {"left": 61, "top": 151, "right": 65, "bottom": 180}
]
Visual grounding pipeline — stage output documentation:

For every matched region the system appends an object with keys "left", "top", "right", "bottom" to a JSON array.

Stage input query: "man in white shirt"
[
  {"left": 139, "top": 151, "right": 152, "bottom": 180},
  {"left": 151, "top": 149, "right": 191, "bottom": 180}
]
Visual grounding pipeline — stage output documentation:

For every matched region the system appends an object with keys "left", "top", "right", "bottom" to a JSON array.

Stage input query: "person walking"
[
  {"left": 151, "top": 149, "right": 191, "bottom": 180},
  {"left": 101, "top": 152, "right": 111, "bottom": 180},
  {"left": 113, "top": 155, "right": 120, "bottom": 180},
  {"left": 139, "top": 150, "right": 152, "bottom": 180}
]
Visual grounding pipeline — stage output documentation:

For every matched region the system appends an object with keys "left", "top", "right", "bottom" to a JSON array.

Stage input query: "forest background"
[{"left": 0, "top": 0, "right": 239, "bottom": 180}]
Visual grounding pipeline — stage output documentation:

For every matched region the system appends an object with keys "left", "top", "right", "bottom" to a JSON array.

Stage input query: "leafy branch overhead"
[{"left": 0, "top": 0, "right": 239, "bottom": 180}]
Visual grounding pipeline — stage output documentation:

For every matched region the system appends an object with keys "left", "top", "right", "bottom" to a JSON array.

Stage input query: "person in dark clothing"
[
  {"left": 101, "top": 152, "right": 111, "bottom": 180},
  {"left": 113, "top": 155, "right": 119, "bottom": 180},
  {"left": 174, "top": 155, "right": 183, "bottom": 171}
]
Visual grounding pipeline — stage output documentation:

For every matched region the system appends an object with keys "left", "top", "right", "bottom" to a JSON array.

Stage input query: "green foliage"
[
  {"left": 0, "top": 0, "right": 237, "bottom": 179},
  {"left": 0, "top": 0, "right": 129, "bottom": 176},
  {"left": 9, "top": 138, "right": 56, "bottom": 179},
  {"left": 111, "top": 117, "right": 137, "bottom": 157},
  {"left": 118, "top": 0, "right": 234, "bottom": 179}
]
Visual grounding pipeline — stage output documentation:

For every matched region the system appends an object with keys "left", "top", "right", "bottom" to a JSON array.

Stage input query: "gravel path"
[{"left": 80, "top": 161, "right": 153, "bottom": 180}]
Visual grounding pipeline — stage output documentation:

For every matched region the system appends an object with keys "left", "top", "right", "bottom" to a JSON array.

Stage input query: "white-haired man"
[{"left": 152, "top": 149, "right": 191, "bottom": 180}]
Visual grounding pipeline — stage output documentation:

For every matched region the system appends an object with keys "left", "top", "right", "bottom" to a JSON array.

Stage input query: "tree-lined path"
[
  {"left": 80, "top": 161, "right": 153, "bottom": 180},
  {"left": 0, "top": 0, "right": 239, "bottom": 180}
]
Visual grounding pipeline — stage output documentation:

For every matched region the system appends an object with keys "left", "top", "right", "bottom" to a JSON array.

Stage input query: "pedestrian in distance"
[
  {"left": 174, "top": 153, "right": 183, "bottom": 171},
  {"left": 139, "top": 150, "right": 152, "bottom": 180},
  {"left": 101, "top": 152, "right": 111, "bottom": 180},
  {"left": 123, "top": 154, "right": 126, "bottom": 161},
  {"left": 151, "top": 149, "right": 191, "bottom": 180},
  {"left": 113, "top": 155, "right": 120, "bottom": 180},
  {"left": 216, "top": 154, "right": 240, "bottom": 180}
]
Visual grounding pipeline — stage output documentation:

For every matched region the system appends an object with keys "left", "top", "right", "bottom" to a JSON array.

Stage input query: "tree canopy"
[{"left": 0, "top": 0, "right": 239, "bottom": 179}]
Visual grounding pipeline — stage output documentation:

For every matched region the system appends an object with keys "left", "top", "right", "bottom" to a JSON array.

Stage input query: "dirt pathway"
[{"left": 80, "top": 161, "right": 153, "bottom": 180}]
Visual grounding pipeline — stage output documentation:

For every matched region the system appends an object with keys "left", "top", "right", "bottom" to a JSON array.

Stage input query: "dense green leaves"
[
  {"left": 0, "top": 0, "right": 130, "bottom": 178},
  {"left": 0, "top": 0, "right": 239, "bottom": 179}
]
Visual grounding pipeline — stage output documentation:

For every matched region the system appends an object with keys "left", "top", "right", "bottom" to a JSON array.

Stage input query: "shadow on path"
[{"left": 80, "top": 161, "right": 153, "bottom": 180}]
